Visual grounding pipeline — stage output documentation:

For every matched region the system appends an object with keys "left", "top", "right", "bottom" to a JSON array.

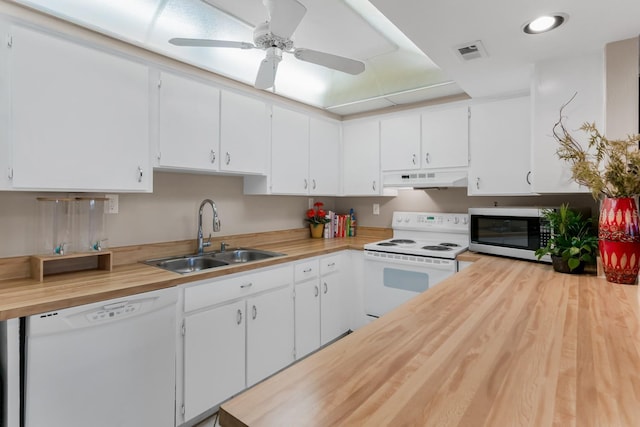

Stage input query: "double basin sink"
[{"left": 144, "top": 248, "right": 285, "bottom": 274}]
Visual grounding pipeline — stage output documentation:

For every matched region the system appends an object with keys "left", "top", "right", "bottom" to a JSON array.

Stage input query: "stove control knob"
[
  {"left": 404, "top": 217, "right": 411, "bottom": 223},
  {"left": 453, "top": 217, "right": 460, "bottom": 224},
  {"left": 462, "top": 216, "right": 469, "bottom": 224},
  {"left": 395, "top": 216, "right": 403, "bottom": 223}
]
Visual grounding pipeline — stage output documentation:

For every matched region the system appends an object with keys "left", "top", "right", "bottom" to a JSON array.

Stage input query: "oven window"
[
  {"left": 383, "top": 268, "right": 429, "bottom": 293},
  {"left": 476, "top": 218, "right": 530, "bottom": 248}
]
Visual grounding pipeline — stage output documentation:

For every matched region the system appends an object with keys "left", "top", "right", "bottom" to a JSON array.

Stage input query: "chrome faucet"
[{"left": 197, "top": 199, "right": 221, "bottom": 255}]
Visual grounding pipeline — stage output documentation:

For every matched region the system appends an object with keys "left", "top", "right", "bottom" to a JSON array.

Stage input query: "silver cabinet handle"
[
  {"left": 240, "top": 282, "right": 253, "bottom": 289},
  {"left": 314, "top": 285, "right": 319, "bottom": 297},
  {"left": 323, "top": 282, "right": 328, "bottom": 294},
  {"left": 225, "top": 152, "right": 231, "bottom": 165},
  {"left": 236, "top": 309, "right": 242, "bottom": 325},
  {"left": 526, "top": 171, "right": 532, "bottom": 185},
  {"left": 327, "top": 262, "right": 336, "bottom": 267},
  {"left": 7, "top": 168, "right": 13, "bottom": 180},
  {"left": 412, "top": 154, "right": 416, "bottom": 165},
  {"left": 372, "top": 180, "right": 377, "bottom": 191},
  {"left": 252, "top": 305, "right": 257, "bottom": 320},
  {"left": 476, "top": 177, "right": 480, "bottom": 189},
  {"left": 303, "top": 268, "right": 312, "bottom": 273},
  {"left": 312, "top": 179, "right": 316, "bottom": 190},
  {"left": 425, "top": 153, "right": 431, "bottom": 164},
  {"left": 304, "top": 179, "right": 308, "bottom": 190},
  {"left": 137, "top": 166, "right": 143, "bottom": 182},
  {"left": 210, "top": 150, "right": 216, "bottom": 164}
]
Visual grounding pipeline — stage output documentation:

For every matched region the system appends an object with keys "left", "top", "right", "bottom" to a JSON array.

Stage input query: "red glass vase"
[{"left": 599, "top": 197, "right": 640, "bottom": 284}]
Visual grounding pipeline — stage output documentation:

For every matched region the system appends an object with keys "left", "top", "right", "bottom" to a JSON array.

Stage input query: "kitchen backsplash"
[{"left": 0, "top": 171, "right": 597, "bottom": 259}]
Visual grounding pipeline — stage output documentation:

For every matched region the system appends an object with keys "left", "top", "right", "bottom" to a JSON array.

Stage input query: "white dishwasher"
[{"left": 24, "top": 287, "right": 178, "bottom": 427}]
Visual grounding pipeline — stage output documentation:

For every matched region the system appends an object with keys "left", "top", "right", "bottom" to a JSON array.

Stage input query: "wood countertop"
[
  {"left": 0, "top": 236, "right": 380, "bottom": 320},
  {"left": 219, "top": 256, "right": 640, "bottom": 427}
]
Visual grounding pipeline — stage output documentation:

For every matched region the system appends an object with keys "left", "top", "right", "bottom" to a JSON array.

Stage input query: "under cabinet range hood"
[{"left": 383, "top": 169, "right": 469, "bottom": 189}]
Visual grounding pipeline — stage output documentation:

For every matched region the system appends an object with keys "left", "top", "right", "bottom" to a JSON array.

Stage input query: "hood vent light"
[{"left": 454, "top": 41, "right": 488, "bottom": 61}]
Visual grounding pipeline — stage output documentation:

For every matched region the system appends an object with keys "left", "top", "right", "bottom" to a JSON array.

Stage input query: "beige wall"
[
  {"left": 335, "top": 189, "right": 598, "bottom": 228},
  {"left": 0, "top": 172, "right": 599, "bottom": 258},
  {"left": 605, "top": 37, "right": 639, "bottom": 138}
]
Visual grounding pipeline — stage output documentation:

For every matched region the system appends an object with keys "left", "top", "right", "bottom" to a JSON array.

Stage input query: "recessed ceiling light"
[{"left": 523, "top": 13, "right": 567, "bottom": 34}]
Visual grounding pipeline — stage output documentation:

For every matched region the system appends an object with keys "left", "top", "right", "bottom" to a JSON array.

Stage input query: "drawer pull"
[
  {"left": 327, "top": 262, "right": 336, "bottom": 267},
  {"left": 323, "top": 282, "right": 328, "bottom": 294},
  {"left": 236, "top": 309, "right": 242, "bottom": 325},
  {"left": 240, "top": 282, "right": 253, "bottom": 289},
  {"left": 252, "top": 305, "right": 257, "bottom": 320},
  {"left": 303, "top": 268, "right": 312, "bottom": 273},
  {"left": 314, "top": 285, "right": 319, "bottom": 297}
]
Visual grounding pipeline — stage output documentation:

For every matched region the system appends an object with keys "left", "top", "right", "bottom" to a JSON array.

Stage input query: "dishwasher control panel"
[{"left": 86, "top": 302, "right": 142, "bottom": 322}]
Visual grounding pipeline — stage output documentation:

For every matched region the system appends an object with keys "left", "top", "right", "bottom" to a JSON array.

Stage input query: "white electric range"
[{"left": 363, "top": 211, "right": 469, "bottom": 318}]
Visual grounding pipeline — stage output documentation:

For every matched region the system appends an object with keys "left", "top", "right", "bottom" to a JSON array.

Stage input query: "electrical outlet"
[
  {"left": 105, "top": 194, "right": 119, "bottom": 214},
  {"left": 373, "top": 203, "right": 380, "bottom": 215},
  {"left": 308, "top": 198, "right": 314, "bottom": 209}
]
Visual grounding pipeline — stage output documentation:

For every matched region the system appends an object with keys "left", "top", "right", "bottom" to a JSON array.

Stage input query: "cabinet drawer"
[
  {"left": 294, "top": 259, "right": 319, "bottom": 283},
  {"left": 320, "top": 255, "right": 341, "bottom": 275},
  {"left": 183, "top": 265, "right": 293, "bottom": 313}
]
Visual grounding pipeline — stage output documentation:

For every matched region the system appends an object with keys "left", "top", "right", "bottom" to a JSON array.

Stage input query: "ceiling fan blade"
[
  {"left": 263, "top": 0, "right": 307, "bottom": 39},
  {"left": 255, "top": 50, "right": 282, "bottom": 89},
  {"left": 169, "top": 38, "right": 254, "bottom": 49},
  {"left": 293, "top": 48, "right": 365, "bottom": 75}
]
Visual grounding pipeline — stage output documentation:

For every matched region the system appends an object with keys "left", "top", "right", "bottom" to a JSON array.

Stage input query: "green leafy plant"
[
  {"left": 553, "top": 94, "right": 640, "bottom": 200},
  {"left": 305, "top": 202, "right": 330, "bottom": 225},
  {"left": 535, "top": 204, "right": 598, "bottom": 271}
]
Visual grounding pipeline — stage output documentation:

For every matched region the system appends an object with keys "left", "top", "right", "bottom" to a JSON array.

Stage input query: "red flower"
[{"left": 305, "top": 202, "right": 330, "bottom": 224}]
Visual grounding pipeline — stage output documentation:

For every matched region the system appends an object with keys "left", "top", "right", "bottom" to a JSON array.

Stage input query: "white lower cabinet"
[
  {"left": 179, "top": 265, "right": 293, "bottom": 424},
  {"left": 246, "top": 286, "right": 295, "bottom": 386},
  {"left": 294, "top": 254, "right": 349, "bottom": 359}
]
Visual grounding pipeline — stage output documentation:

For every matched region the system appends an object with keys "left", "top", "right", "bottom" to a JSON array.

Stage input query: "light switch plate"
[
  {"left": 373, "top": 203, "right": 380, "bottom": 215},
  {"left": 105, "top": 194, "right": 119, "bottom": 214}
]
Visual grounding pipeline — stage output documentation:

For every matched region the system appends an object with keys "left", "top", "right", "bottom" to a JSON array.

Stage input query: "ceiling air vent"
[{"left": 454, "top": 40, "right": 488, "bottom": 61}]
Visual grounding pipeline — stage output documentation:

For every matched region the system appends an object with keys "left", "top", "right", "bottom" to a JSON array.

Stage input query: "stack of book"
[{"left": 323, "top": 209, "right": 356, "bottom": 238}]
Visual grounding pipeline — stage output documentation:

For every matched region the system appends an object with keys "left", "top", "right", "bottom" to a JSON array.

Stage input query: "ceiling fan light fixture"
[{"left": 523, "top": 13, "right": 567, "bottom": 34}]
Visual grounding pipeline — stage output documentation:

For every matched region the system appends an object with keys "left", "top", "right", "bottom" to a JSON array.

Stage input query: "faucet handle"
[
  {"left": 203, "top": 233, "right": 212, "bottom": 248},
  {"left": 220, "top": 242, "right": 228, "bottom": 252}
]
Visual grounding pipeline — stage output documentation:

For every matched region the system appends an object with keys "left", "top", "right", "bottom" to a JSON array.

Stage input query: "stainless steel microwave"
[{"left": 468, "top": 207, "right": 553, "bottom": 262}]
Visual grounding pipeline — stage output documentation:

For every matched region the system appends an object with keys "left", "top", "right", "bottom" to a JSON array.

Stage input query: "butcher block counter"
[
  {"left": 219, "top": 256, "right": 640, "bottom": 427},
  {"left": 0, "top": 232, "right": 385, "bottom": 320}
]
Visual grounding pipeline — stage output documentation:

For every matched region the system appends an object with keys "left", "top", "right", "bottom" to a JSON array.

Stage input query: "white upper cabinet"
[
  {"left": 309, "top": 117, "right": 340, "bottom": 195},
  {"left": 0, "top": 18, "right": 10, "bottom": 190},
  {"left": 531, "top": 50, "right": 604, "bottom": 194},
  {"left": 9, "top": 26, "right": 151, "bottom": 192},
  {"left": 342, "top": 120, "right": 382, "bottom": 196},
  {"left": 421, "top": 105, "right": 469, "bottom": 169},
  {"left": 220, "top": 91, "right": 268, "bottom": 174},
  {"left": 156, "top": 71, "right": 220, "bottom": 172},
  {"left": 468, "top": 96, "right": 533, "bottom": 195},
  {"left": 270, "top": 106, "right": 310, "bottom": 194},
  {"left": 380, "top": 114, "right": 421, "bottom": 171}
]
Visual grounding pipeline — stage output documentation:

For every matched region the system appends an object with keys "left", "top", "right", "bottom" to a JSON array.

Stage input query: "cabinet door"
[
  {"left": 246, "top": 286, "right": 294, "bottom": 386},
  {"left": 320, "top": 271, "right": 349, "bottom": 345},
  {"left": 10, "top": 26, "right": 150, "bottom": 192},
  {"left": 309, "top": 118, "right": 340, "bottom": 195},
  {"left": 0, "top": 18, "right": 10, "bottom": 189},
  {"left": 342, "top": 120, "right": 381, "bottom": 195},
  {"left": 421, "top": 106, "right": 469, "bottom": 169},
  {"left": 532, "top": 51, "right": 604, "bottom": 193},
  {"left": 157, "top": 72, "right": 220, "bottom": 171},
  {"left": 294, "top": 279, "right": 321, "bottom": 359},
  {"left": 220, "top": 91, "right": 268, "bottom": 174},
  {"left": 381, "top": 114, "right": 421, "bottom": 171},
  {"left": 468, "top": 96, "right": 532, "bottom": 195},
  {"left": 270, "top": 106, "right": 309, "bottom": 194},
  {"left": 183, "top": 300, "right": 245, "bottom": 421}
]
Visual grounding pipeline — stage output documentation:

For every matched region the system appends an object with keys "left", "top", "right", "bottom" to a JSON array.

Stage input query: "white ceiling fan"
[{"left": 169, "top": 0, "right": 366, "bottom": 90}]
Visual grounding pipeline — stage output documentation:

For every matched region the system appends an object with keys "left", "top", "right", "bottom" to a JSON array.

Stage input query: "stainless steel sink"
[
  {"left": 144, "top": 248, "right": 284, "bottom": 274},
  {"left": 214, "top": 248, "right": 284, "bottom": 264}
]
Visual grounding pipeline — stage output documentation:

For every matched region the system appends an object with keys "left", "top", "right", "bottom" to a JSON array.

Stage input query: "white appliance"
[
  {"left": 364, "top": 212, "right": 469, "bottom": 318},
  {"left": 24, "top": 287, "right": 178, "bottom": 427}
]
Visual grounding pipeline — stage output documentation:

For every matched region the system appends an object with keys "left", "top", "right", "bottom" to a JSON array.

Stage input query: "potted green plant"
[
  {"left": 535, "top": 204, "right": 598, "bottom": 274},
  {"left": 552, "top": 94, "right": 640, "bottom": 283}
]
